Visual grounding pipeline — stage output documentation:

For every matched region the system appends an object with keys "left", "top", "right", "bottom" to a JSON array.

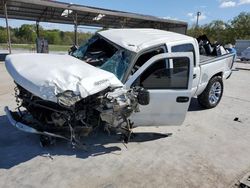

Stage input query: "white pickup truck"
[{"left": 5, "top": 29, "right": 234, "bottom": 145}]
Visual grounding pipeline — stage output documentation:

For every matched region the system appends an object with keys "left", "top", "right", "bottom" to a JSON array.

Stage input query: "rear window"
[{"left": 172, "top": 44, "right": 195, "bottom": 66}]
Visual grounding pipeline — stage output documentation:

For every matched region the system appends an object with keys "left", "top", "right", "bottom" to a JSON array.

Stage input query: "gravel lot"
[{"left": 0, "top": 61, "right": 250, "bottom": 188}]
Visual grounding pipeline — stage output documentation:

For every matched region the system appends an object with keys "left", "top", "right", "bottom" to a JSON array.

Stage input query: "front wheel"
[{"left": 198, "top": 76, "right": 223, "bottom": 109}]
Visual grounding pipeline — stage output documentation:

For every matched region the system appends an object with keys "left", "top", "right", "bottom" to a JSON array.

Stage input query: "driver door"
[{"left": 125, "top": 52, "right": 193, "bottom": 126}]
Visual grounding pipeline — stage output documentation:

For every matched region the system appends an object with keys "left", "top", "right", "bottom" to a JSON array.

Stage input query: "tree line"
[
  {"left": 0, "top": 12, "right": 249, "bottom": 46},
  {"left": 0, "top": 24, "right": 92, "bottom": 45},
  {"left": 187, "top": 12, "right": 250, "bottom": 45}
]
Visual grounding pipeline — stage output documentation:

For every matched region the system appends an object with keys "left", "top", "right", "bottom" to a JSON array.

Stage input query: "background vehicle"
[
  {"left": 235, "top": 40, "right": 250, "bottom": 56},
  {"left": 239, "top": 47, "right": 250, "bottom": 61}
]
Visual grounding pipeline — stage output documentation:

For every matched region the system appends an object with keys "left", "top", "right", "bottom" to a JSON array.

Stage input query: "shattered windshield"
[
  {"left": 72, "top": 34, "right": 135, "bottom": 81},
  {"left": 72, "top": 36, "right": 98, "bottom": 59},
  {"left": 100, "top": 50, "right": 133, "bottom": 80}
]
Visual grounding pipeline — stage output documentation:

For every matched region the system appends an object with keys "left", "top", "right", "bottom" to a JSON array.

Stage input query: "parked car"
[
  {"left": 235, "top": 40, "right": 250, "bottom": 56},
  {"left": 240, "top": 47, "right": 250, "bottom": 61},
  {"left": 4, "top": 29, "right": 234, "bottom": 146}
]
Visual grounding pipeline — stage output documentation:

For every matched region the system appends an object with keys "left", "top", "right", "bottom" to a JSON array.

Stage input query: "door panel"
[{"left": 126, "top": 52, "right": 193, "bottom": 126}]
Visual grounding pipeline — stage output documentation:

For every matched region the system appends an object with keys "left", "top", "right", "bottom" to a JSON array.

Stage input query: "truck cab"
[{"left": 72, "top": 29, "right": 234, "bottom": 126}]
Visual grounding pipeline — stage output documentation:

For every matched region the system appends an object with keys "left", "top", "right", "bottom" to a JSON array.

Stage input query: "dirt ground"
[{"left": 0, "top": 61, "right": 250, "bottom": 188}]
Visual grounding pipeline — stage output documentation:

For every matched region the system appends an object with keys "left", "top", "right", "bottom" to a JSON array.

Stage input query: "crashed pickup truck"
[{"left": 4, "top": 29, "right": 234, "bottom": 146}]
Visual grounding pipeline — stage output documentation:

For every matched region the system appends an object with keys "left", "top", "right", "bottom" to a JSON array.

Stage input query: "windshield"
[
  {"left": 100, "top": 50, "right": 133, "bottom": 80},
  {"left": 72, "top": 35, "right": 135, "bottom": 81},
  {"left": 72, "top": 36, "right": 98, "bottom": 59}
]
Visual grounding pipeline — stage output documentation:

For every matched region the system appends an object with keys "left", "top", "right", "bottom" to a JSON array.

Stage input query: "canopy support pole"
[
  {"left": 74, "top": 12, "right": 78, "bottom": 46},
  {"left": 3, "top": 1, "right": 11, "bottom": 54},
  {"left": 36, "top": 21, "right": 40, "bottom": 38}
]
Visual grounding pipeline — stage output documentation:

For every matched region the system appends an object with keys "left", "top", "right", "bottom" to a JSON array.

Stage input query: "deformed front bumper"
[
  {"left": 5, "top": 106, "right": 40, "bottom": 134},
  {"left": 4, "top": 106, "right": 69, "bottom": 140}
]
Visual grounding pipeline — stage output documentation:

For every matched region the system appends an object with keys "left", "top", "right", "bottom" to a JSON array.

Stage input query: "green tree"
[
  {"left": 203, "top": 20, "right": 229, "bottom": 44},
  {"left": 187, "top": 26, "right": 205, "bottom": 38},
  {"left": 78, "top": 32, "right": 92, "bottom": 45},
  {"left": 44, "top": 30, "right": 61, "bottom": 44},
  {"left": 17, "top": 24, "right": 36, "bottom": 43},
  {"left": 187, "top": 12, "right": 250, "bottom": 45},
  {"left": 0, "top": 28, "right": 7, "bottom": 43},
  {"left": 231, "top": 12, "right": 250, "bottom": 40}
]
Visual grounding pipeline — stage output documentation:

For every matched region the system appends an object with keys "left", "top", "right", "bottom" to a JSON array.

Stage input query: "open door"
[{"left": 126, "top": 52, "right": 193, "bottom": 126}]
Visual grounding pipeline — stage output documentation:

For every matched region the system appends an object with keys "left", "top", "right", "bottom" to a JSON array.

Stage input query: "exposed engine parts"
[{"left": 13, "top": 84, "right": 149, "bottom": 147}]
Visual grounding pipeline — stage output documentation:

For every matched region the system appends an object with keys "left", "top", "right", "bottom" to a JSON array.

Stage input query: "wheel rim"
[{"left": 209, "top": 82, "right": 222, "bottom": 105}]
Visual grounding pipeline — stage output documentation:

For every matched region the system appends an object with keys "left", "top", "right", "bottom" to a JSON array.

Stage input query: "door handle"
[
  {"left": 176, "top": 96, "right": 190, "bottom": 103},
  {"left": 193, "top": 74, "right": 197, "bottom": 79}
]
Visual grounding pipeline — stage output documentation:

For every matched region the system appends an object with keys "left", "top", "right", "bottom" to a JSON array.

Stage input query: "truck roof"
[{"left": 98, "top": 28, "right": 194, "bottom": 53}]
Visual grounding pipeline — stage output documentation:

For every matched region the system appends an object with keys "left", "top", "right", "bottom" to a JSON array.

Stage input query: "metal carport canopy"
[{"left": 0, "top": 0, "right": 187, "bottom": 34}]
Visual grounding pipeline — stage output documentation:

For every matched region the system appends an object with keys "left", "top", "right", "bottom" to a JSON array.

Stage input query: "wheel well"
[{"left": 212, "top": 72, "right": 223, "bottom": 78}]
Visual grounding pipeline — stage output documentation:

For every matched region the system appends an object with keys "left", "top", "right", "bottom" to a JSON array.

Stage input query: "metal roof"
[
  {"left": 98, "top": 29, "right": 193, "bottom": 52},
  {"left": 0, "top": 0, "right": 188, "bottom": 34}
]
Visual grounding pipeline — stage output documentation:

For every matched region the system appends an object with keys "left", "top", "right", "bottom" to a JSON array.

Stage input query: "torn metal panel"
[
  {"left": 4, "top": 106, "right": 69, "bottom": 140},
  {"left": 5, "top": 83, "right": 142, "bottom": 146}
]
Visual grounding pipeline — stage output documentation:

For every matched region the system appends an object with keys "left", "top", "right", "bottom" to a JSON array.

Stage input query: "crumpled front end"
[
  {"left": 4, "top": 53, "right": 150, "bottom": 146},
  {"left": 6, "top": 83, "right": 142, "bottom": 146}
]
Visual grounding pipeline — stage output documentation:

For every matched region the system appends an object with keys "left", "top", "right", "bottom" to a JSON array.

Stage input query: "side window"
[
  {"left": 131, "top": 46, "right": 166, "bottom": 75},
  {"left": 133, "top": 57, "right": 189, "bottom": 90},
  {"left": 172, "top": 44, "right": 195, "bottom": 66}
]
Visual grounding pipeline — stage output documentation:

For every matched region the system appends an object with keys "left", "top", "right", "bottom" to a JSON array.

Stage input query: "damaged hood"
[{"left": 5, "top": 53, "right": 123, "bottom": 102}]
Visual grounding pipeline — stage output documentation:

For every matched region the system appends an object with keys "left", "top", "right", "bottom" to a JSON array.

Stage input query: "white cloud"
[
  {"left": 238, "top": 0, "right": 250, "bottom": 5},
  {"left": 219, "top": 0, "right": 250, "bottom": 8},
  {"left": 219, "top": 1, "right": 236, "bottom": 8},
  {"left": 187, "top": 13, "right": 193, "bottom": 17}
]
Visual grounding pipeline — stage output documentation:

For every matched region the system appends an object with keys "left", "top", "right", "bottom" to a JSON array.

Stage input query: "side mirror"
[{"left": 135, "top": 87, "right": 150, "bottom": 105}]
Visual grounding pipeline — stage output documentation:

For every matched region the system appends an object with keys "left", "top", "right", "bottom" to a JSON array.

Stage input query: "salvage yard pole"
[
  {"left": 3, "top": 0, "right": 12, "bottom": 54},
  {"left": 74, "top": 12, "right": 78, "bottom": 46},
  {"left": 196, "top": 11, "right": 201, "bottom": 28}
]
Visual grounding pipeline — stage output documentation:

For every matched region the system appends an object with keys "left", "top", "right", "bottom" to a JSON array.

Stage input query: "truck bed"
[
  {"left": 200, "top": 53, "right": 234, "bottom": 65},
  {"left": 195, "top": 53, "right": 234, "bottom": 96},
  {"left": 200, "top": 55, "right": 215, "bottom": 63}
]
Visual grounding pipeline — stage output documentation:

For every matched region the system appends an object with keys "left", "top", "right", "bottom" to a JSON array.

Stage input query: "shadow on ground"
[
  {"left": 0, "top": 53, "right": 8, "bottom": 61},
  {"left": 0, "top": 115, "right": 170, "bottom": 169},
  {"left": 188, "top": 98, "right": 206, "bottom": 112}
]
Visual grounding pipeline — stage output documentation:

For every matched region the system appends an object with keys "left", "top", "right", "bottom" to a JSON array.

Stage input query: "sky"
[{"left": 0, "top": 0, "right": 250, "bottom": 32}]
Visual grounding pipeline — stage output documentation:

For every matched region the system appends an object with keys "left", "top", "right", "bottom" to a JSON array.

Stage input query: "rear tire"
[{"left": 198, "top": 76, "right": 223, "bottom": 109}]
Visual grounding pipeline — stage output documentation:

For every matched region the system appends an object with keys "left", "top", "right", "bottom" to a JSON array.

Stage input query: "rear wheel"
[{"left": 198, "top": 76, "right": 223, "bottom": 109}]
